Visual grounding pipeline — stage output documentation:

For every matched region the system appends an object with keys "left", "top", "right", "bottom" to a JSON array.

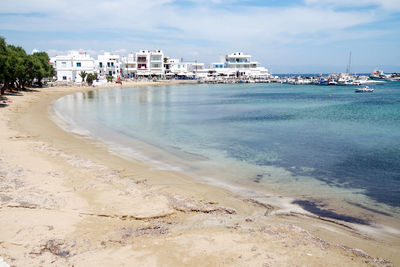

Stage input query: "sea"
[{"left": 53, "top": 81, "right": 400, "bottom": 228}]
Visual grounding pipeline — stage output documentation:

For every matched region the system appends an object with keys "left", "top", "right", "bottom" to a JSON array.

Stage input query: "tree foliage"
[
  {"left": 79, "top": 71, "right": 87, "bottom": 83},
  {"left": 86, "top": 73, "right": 97, "bottom": 85},
  {"left": 106, "top": 75, "right": 113, "bottom": 82},
  {"left": 0, "top": 37, "right": 55, "bottom": 95}
]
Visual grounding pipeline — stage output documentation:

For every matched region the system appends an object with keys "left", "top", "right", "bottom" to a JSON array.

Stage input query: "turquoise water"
[{"left": 54, "top": 82, "right": 400, "bottom": 222}]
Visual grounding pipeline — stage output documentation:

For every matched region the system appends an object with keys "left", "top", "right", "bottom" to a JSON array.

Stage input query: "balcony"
[
  {"left": 150, "top": 56, "right": 162, "bottom": 61},
  {"left": 227, "top": 60, "right": 249, "bottom": 63}
]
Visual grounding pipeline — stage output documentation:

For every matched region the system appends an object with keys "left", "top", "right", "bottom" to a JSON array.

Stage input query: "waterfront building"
[
  {"left": 210, "top": 52, "right": 271, "bottom": 79},
  {"left": 50, "top": 51, "right": 95, "bottom": 82},
  {"left": 121, "top": 53, "right": 137, "bottom": 78},
  {"left": 170, "top": 60, "right": 189, "bottom": 75},
  {"left": 211, "top": 62, "right": 225, "bottom": 69},
  {"left": 97, "top": 52, "right": 122, "bottom": 79},
  {"left": 135, "top": 50, "right": 164, "bottom": 77},
  {"left": 169, "top": 59, "right": 205, "bottom": 78},
  {"left": 189, "top": 62, "right": 205, "bottom": 72},
  {"left": 225, "top": 52, "right": 258, "bottom": 69}
]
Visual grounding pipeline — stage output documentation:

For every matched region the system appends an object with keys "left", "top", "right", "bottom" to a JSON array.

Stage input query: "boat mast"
[{"left": 346, "top": 51, "right": 352, "bottom": 74}]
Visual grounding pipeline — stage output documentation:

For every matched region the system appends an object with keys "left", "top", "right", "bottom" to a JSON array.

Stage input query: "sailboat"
[{"left": 346, "top": 51, "right": 352, "bottom": 75}]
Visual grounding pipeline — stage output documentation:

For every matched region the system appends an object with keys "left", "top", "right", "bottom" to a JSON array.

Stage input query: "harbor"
[{"left": 198, "top": 71, "right": 400, "bottom": 85}]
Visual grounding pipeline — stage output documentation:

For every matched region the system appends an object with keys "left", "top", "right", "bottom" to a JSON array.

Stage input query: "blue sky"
[{"left": 1, "top": 0, "right": 399, "bottom": 73}]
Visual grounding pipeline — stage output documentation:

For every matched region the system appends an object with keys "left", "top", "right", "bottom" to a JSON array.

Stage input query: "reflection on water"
[{"left": 54, "top": 83, "right": 400, "bottom": 223}]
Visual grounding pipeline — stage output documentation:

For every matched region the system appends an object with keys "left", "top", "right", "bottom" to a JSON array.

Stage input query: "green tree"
[
  {"left": 0, "top": 37, "right": 7, "bottom": 94},
  {"left": 31, "top": 51, "right": 54, "bottom": 87},
  {"left": 106, "top": 75, "right": 113, "bottom": 82},
  {"left": 86, "top": 73, "right": 97, "bottom": 85},
  {"left": 0, "top": 38, "right": 55, "bottom": 94},
  {"left": 9, "top": 45, "right": 29, "bottom": 89},
  {"left": 25, "top": 54, "right": 38, "bottom": 86},
  {"left": 79, "top": 71, "right": 87, "bottom": 83},
  {"left": 2, "top": 44, "right": 24, "bottom": 90}
]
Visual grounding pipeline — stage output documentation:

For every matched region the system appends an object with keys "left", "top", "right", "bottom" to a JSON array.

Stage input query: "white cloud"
[
  {"left": 0, "top": 0, "right": 380, "bottom": 38},
  {"left": 1, "top": 0, "right": 399, "bottom": 68},
  {"left": 304, "top": 0, "right": 400, "bottom": 10}
]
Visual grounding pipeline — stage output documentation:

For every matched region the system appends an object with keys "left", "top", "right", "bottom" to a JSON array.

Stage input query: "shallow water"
[{"left": 53, "top": 82, "right": 400, "bottom": 223}]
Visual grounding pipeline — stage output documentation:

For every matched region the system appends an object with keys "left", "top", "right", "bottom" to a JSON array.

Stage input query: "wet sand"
[{"left": 0, "top": 81, "right": 398, "bottom": 266}]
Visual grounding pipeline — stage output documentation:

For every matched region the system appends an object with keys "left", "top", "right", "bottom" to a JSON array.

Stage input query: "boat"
[
  {"left": 328, "top": 79, "right": 337, "bottom": 85},
  {"left": 355, "top": 86, "right": 374, "bottom": 93},
  {"left": 370, "top": 68, "right": 385, "bottom": 80}
]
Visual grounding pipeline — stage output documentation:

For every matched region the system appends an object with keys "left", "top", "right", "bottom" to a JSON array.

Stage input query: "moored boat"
[{"left": 355, "top": 86, "right": 374, "bottom": 93}]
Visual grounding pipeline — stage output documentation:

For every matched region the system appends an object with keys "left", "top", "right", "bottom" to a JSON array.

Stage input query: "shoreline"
[
  {"left": 52, "top": 82, "right": 400, "bottom": 228},
  {"left": 0, "top": 81, "right": 399, "bottom": 266}
]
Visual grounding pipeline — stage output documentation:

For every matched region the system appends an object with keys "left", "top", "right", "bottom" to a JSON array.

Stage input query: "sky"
[{"left": 0, "top": 0, "right": 399, "bottom": 73}]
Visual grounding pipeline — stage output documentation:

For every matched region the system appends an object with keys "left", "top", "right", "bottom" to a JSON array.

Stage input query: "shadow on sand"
[{"left": 292, "top": 200, "right": 370, "bottom": 225}]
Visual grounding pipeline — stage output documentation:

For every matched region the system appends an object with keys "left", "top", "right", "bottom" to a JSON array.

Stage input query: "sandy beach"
[{"left": 0, "top": 80, "right": 398, "bottom": 266}]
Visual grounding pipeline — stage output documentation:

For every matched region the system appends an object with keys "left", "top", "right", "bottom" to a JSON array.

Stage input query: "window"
[
  {"left": 111, "top": 62, "right": 114, "bottom": 67},
  {"left": 138, "top": 57, "right": 147, "bottom": 63},
  {"left": 76, "top": 62, "right": 81, "bottom": 67},
  {"left": 113, "top": 71, "right": 115, "bottom": 74},
  {"left": 107, "top": 62, "right": 110, "bottom": 67},
  {"left": 109, "top": 71, "right": 112, "bottom": 76},
  {"left": 63, "top": 76, "right": 67, "bottom": 80},
  {"left": 99, "top": 62, "right": 103, "bottom": 68},
  {"left": 61, "top": 62, "right": 66, "bottom": 67}
]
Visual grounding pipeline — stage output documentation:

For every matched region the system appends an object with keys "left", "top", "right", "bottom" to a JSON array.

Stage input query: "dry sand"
[{"left": 0, "top": 81, "right": 398, "bottom": 266}]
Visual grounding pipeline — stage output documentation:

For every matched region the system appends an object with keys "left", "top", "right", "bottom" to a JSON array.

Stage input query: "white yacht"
[{"left": 355, "top": 86, "right": 374, "bottom": 93}]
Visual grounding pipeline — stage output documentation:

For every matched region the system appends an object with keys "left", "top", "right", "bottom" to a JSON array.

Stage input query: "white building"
[
  {"left": 51, "top": 51, "right": 95, "bottom": 82},
  {"left": 169, "top": 59, "right": 205, "bottom": 78},
  {"left": 97, "top": 52, "right": 122, "bottom": 79},
  {"left": 170, "top": 59, "right": 188, "bottom": 75},
  {"left": 225, "top": 52, "right": 258, "bottom": 69},
  {"left": 121, "top": 53, "right": 137, "bottom": 78},
  {"left": 210, "top": 52, "right": 270, "bottom": 79},
  {"left": 135, "top": 50, "right": 164, "bottom": 77},
  {"left": 121, "top": 50, "right": 165, "bottom": 77}
]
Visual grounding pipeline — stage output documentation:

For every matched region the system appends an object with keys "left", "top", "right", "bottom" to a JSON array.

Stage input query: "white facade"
[
  {"left": 121, "top": 53, "right": 137, "bottom": 77},
  {"left": 170, "top": 60, "right": 189, "bottom": 75},
  {"left": 121, "top": 50, "right": 165, "bottom": 77},
  {"left": 225, "top": 52, "right": 258, "bottom": 69},
  {"left": 51, "top": 51, "right": 95, "bottom": 82},
  {"left": 135, "top": 50, "right": 164, "bottom": 76},
  {"left": 97, "top": 52, "right": 121, "bottom": 79},
  {"left": 210, "top": 52, "right": 270, "bottom": 78},
  {"left": 149, "top": 50, "right": 164, "bottom": 75},
  {"left": 169, "top": 59, "right": 205, "bottom": 78}
]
